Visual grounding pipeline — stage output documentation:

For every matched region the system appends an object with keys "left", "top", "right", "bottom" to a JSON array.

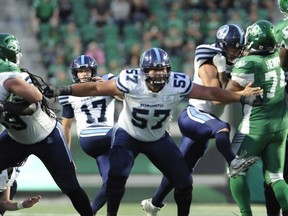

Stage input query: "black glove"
[
  {"left": 43, "top": 85, "right": 72, "bottom": 98},
  {"left": 240, "top": 95, "right": 263, "bottom": 106},
  {"left": 0, "top": 102, "right": 4, "bottom": 113}
]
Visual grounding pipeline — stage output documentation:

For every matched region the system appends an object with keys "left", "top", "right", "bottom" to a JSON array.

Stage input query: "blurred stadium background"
[{"left": 0, "top": 0, "right": 283, "bottom": 213}]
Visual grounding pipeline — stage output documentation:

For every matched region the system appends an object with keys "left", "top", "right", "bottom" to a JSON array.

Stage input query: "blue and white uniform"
[
  {"left": 59, "top": 73, "right": 115, "bottom": 142},
  {"left": 107, "top": 68, "right": 193, "bottom": 215},
  {"left": 179, "top": 43, "right": 231, "bottom": 153},
  {"left": 0, "top": 71, "right": 93, "bottom": 216},
  {"left": 59, "top": 73, "right": 116, "bottom": 214},
  {"left": 190, "top": 44, "right": 226, "bottom": 116},
  {"left": 0, "top": 168, "right": 19, "bottom": 192},
  {"left": 149, "top": 44, "right": 236, "bottom": 208},
  {"left": 0, "top": 167, "right": 19, "bottom": 215}
]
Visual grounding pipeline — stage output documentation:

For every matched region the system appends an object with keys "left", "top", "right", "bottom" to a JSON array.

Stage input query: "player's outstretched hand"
[
  {"left": 21, "top": 195, "right": 42, "bottom": 209},
  {"left": 240, "top": 94, "right": 263, "bottom": 106}
]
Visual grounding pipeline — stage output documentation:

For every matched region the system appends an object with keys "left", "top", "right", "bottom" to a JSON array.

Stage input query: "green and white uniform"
[
  {"left": 0, "top": 59, "right": 21, "bottom": 101},
  {"left": 275, "top": 18, "right": 288, "bottom": 49},
  {"left": 231, "top": 50, "right": 288, "bottom": 176},
  {"left": 275, "top": 18, "right": 288, "bottom": 72},
  {"left": 229, "top": 50, "right": 288, "bottom": 216}
]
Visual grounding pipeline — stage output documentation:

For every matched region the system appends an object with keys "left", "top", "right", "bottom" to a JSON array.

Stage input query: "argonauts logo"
[
  {"left": 46, "top": 137, "right": 53, "bottom": 144},
  {"left": 216, "top": 25, "right": 229, "bottom": 40}
]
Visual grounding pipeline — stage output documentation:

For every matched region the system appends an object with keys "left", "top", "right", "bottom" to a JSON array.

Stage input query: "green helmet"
[
  {"left": 245, "top": 20, "right": 276, "bottom": 53},
  {"left": 279, "top": 0, "right": 288, "bottom": 17},
  {"left": 0, "top": 33, "right": 21, "bottom": 64}
]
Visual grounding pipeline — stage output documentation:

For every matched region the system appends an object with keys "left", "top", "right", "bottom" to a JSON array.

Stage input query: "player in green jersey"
[
  {"left": 226, "top": 20, "right": 288, "bottom": 216},
  {"left": 275, "top": 0, "right": 288, "bottom": 73},
  {"left": 263, "top": 1, "right": 288, "bottom": 215}
]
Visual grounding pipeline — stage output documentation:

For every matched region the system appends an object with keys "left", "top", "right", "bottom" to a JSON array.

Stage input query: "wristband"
[
  {"left": 239, "top": 95, "right": 246, "bottom": 104},
  {"left": 59, "top": 85, "right": 72, "bottom": 95},
  {"left": 17, "top": 201, "right": 24, "bottom": 209}
]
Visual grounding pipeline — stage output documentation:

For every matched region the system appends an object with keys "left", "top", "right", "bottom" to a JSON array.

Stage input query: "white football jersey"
[
  {"left": 189, "top": 44, "right": 226, "bottom": 117},
  {"left": 59, "top": 74, "right": 116, "bottom": 136},
  {"left": 0, "top": 167, "right": 19, "bottom": 192},
  {"left": 116, "top": 68, "right": 193, "bottom": 142},
  {"left": 0, "top": 72, "right": 56, "bottom": 144}
]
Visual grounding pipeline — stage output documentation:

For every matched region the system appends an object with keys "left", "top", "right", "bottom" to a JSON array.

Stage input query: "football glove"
[
  {"left": 240, "top": 94, "right": 263, "bottom": 106},
  {"left": 212, "top": 53, "right": 226, "bottom": 73},
  {"left": 43, "top": 85, "right": 72, "bottom": 98}
]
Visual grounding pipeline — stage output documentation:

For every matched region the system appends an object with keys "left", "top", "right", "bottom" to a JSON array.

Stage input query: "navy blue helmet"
[
  {"left": 216, "top": 24, "right": 245, "bottom": 63},
  {"left": 71, "top": 55, "right": 97, "bottom": 83},
  {"left": 139, "top": 48, "right": 171, "bottom": 87}
]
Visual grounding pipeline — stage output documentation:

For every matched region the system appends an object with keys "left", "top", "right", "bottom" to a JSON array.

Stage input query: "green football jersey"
[
  {"left": 275, "top": 18, "right": 288, "bottom": 49},
  {"left": 231, "top": 50, "right": 288, "bottom": 134},
  {"left": 0, "top": 59, "right": 20, "bottom": 72}
]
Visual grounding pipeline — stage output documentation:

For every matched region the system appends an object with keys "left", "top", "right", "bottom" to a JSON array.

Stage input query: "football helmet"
[
  {"left": 245, "top": 20, "right": 276, "bottom": 53},
  {"left": 0, "top": 33, "right": 22, "bottom": 65},
  {"left": 139, "top": 47, "right": 171, "bottom": 88},
  {"left": 216, "top": 24, "right": 245, "bottom": 63},
  {"left": 279, "top": 0, "right": 288, "bottom": 17},
  {"left": 71, "top": 55, "right": 97, "bottom": 83}
]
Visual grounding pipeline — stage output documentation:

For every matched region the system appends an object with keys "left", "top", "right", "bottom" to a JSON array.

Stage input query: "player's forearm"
[
  {"left": 0, "top": 200, "right": 23, "bottom": 211},
  {"left": 0, "top": 195, "right": 41, "bottom": 211},
  {"left": 190, "top": 84, "right": 241, "bottom": 103}
]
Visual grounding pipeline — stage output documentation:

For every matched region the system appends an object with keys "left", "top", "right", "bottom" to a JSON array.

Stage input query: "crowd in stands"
[{"left": 29, "top": 0, "right": 274, "bottom": 86}]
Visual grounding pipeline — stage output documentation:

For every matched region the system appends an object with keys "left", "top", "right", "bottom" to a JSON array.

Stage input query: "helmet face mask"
[
  {"left": 71, "top": 55, "right": 97, "bottom": 83},
  {"left": 216, "top": 24, "right": 245, "bottom": 63},
  {"left": 0, "top": 33, "right": 21, "bottom": 65},
  {"left": 279, "top": 0, "right": 288, "bottom": 17},
  {"left": 139, "top": 48, "right": 171, "bottom": 89},
  {"left": 245, "top": 20, "right": 276, "bottom": 53}
]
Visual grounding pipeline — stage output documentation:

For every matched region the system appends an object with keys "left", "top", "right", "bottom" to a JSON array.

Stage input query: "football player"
[
  {"left": 44, "top": 47, "right": 263, "bottom": 216},
  {"left": 0, "top": 163, "right": 41, "bottom": 215},
  {"left": 141, "top": 24, "right": 260, "bottom": 216},
  {"left": 0, "top": 33, "right": 94, "bottom": 216},
  {"left": 59, "top": 55, "right": 117, "bottom": 215},
  {"left": 227, "top": 20, "right": 288, "bottom": 216},
  {"left": 263, "top": 1, "right": 288, "bottom": 215}
]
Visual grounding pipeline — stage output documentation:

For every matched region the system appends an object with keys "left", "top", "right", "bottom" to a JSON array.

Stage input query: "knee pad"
[
  {"left": 109, "top": 148, "right": 134, "bottom": 177},
  {"left": 266, "top": 173, "right": 284, "bottom": 184}
]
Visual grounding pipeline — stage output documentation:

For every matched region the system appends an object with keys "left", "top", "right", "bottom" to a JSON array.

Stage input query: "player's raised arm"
[
  {"left": 44, "top": 78, "right": 123, "bottom": 98},
  {"left": 187, "top": 82, "right": 263, "bottom": 106}
]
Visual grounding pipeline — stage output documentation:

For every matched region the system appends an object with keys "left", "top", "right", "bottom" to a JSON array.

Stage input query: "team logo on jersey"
[
  {"left": 216, "top": 25, "right": 229, "bottom": 39},
  {"left": 234, "top": 59, "right": 247, "bottom": 68}
]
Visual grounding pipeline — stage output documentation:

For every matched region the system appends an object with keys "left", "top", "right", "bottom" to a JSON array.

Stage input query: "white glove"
[{"left": 213, "top": 53, "right": 226, "bottom": 73}]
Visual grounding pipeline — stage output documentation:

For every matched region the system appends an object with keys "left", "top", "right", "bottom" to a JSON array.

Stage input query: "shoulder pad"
[
  {"left": 195, "top": 44, "right": 222, "bottom": 63},
  {"left": 0, "top": 59, "right": 20, "bottom": 73}
]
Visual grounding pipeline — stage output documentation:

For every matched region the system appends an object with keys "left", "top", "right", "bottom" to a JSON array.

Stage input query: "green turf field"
[{"left": 4, "top": 201, "right": 267, "bottom": 216}]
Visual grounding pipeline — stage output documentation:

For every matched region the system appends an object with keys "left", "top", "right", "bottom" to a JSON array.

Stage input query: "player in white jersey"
[
  {"left": 43, "top": 47, "right": 263, "bottom": 216},
  {"left": 0, "top": 34, "right": 93, "bottom": 216},
  {"left": 141, "top": 24, "right": 261, "bottom": 216},
  {"left": 59, "top": 55, "right": 116, "bottom": 215},
  {"left": 0, "top": 163, "right": 41, "bottom": 215},
  {"left": 0, "top": 33, "right": 42, "bottom": 111}
]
